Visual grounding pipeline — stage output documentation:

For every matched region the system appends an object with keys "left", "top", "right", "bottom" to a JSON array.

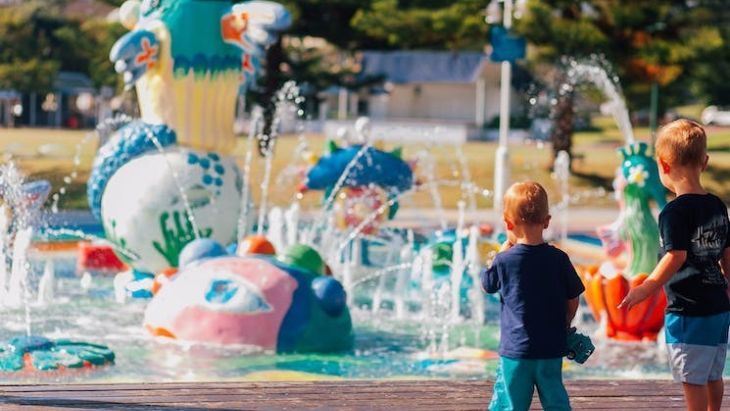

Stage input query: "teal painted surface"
[
  {"left": 617, "top": 142, "right": 666, "bottom": 277},
  {"left": 0, "top": 336, "right": 114, "bottom": 372},
  {"left": 137, "top": 0, "right": 239, "bottom": 76},
  {"left": 162, "top": 1, "right": 241, "bottom": 76}
]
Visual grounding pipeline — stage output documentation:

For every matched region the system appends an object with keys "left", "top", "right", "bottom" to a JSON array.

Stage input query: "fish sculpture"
[
  {"left": 144, "top": 240, "right": 353, "bottom": 353},
  {"left": 300, "top": 140, "right": 414, "bottom": 226}
]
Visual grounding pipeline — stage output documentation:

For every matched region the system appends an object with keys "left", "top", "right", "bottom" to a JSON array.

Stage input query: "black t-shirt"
[
  {"left": 481, "top": 243, "right": 584, "bottom": 359},
  {"left": 659, "top": 193, "right": 730, "bottom": 316}
]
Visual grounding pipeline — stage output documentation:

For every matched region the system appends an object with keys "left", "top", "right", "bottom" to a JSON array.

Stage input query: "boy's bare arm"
[
  {"left": 721, "top": 248, "right": 730, "bottom": 298},
  {"left": 618, "top": 250, "right": 687, "bottom": 310},
  {"left": 721, "top": 247, "right": 730, "bottom": 281},
  {"left": 566, "top": 297, "right": 579, "bottom": 328}
]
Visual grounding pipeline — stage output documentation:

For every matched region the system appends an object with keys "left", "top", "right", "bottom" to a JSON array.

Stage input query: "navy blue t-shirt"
[{"left": 481, "top": 243, "right": 584, "bottom": 359}]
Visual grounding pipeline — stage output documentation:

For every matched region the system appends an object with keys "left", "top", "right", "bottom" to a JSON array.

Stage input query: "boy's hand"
[
  {"left": 618, "top": 283, "right": 652, "bottom": 310},
  {"left": 618, "top": 250, "right": 686, "bottom": 310}
]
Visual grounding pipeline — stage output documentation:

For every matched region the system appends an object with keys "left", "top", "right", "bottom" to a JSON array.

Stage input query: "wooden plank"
[
  {"left": 0, "top": 379, "right": 680, "bottom": 392},
  {"left": 0, "top": 379, "right": 723, "bottom": 410}
]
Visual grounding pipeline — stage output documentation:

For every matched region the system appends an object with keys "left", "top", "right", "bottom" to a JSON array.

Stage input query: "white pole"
[
  {"left": 337, "top": 87, "right": 348, "bottom": 120},
  {"left": 493, "top": 0, "right": 513, "bottom": 232},
  {"left": 475, "top": 78, "right": 486, "bottom": 127}
]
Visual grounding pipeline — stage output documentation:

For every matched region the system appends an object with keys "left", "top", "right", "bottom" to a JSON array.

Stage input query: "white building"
[{"left": 329, "top": 51, "right": 522, "bottom": 129}]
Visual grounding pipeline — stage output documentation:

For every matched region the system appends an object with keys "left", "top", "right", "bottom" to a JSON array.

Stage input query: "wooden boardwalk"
[{"left": 0, "top": 380, "right": 720, "bottom": 410}]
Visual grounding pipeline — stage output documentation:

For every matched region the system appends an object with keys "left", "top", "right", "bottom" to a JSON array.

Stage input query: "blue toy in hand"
[{"left": 566, "top": 327, "right": 594, "bottom": 364}]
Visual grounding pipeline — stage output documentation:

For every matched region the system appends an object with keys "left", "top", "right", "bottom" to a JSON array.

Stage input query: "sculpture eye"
[
  {"left": 202, "top": 276, "right": 272, "bottom": 313},
  {"left": 205, "top": 279, "right": 238, "bottom": 304}
]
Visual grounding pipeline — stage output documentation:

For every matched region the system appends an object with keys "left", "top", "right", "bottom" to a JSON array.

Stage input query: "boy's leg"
[
  {"left": 682, "top": 383, "right": 708, "bottom": 411},
  {"left": 489, "top": 357, "right": 535, "bottom": 411},
  {"left": 706, "top": 340, "right": 728, "bottom": 411},
  {"left": 707, "top": 379, "right": 723, "bottom": 411},
  {"left": 534, "top": 358, "right": 571, "bottom": 411},
  {"left": 707, "top": 314, "right": 730, "bottom": 411},
  {"left": 666, "top": 312, "right": 729, "bottom": 411}
]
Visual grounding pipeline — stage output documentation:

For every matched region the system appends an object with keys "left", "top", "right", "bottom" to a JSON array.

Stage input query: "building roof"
[
  {"left": 0, "top": 90, "right": 21, "bottom": 100},
  {"left": 359, "top": 51, "right": 489, "bottom": 84},
  {"left": 53, "top": 71, "right": 95, "bottom": 94}
]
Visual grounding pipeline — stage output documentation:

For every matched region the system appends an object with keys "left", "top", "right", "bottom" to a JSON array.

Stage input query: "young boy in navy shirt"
[
  {"left": 620, "top": 120, "right": 730, "bottom": 411},
  {"left": 482, "top": 181, "right": 584, "bottom": 411}
]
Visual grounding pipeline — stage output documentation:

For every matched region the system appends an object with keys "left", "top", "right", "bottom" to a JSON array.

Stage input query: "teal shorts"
[{"left": 489, "top": 356, "right": 570, "bottom": 411}]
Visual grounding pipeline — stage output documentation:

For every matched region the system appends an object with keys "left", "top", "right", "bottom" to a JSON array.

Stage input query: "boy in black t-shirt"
[
  {"left": 482, "top": 182, "right": 584, "bottom": 411},
  {"left": 620, "top": 119, "right": 730, "bottom": 411}
]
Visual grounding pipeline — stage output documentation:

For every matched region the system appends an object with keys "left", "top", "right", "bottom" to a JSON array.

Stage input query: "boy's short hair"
[
  {"left": 504, "top": 181, "right": 549, "bottom": 225},
  {"left": 655, "top": 119, "right": 707, "bottom": 168}
]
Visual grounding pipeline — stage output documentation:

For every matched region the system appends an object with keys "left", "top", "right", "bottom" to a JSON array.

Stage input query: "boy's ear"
[
  {"left": 544, "top": 214, "right": 551, "bottom": 229},
  {"left": 504, "top": 218, "right": 514, "bottom": 231},
  {"left": 658, "top": 158, "right": 670, "bottom": 174},
  {"left": 702, "top": 154, "right": 709, "bottom": 171}
]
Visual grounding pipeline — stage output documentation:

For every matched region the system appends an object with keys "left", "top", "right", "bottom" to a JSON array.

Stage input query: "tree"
[
  {"left": 0, "top": 3, "right": 64, "bottom": 93},
  {"left": 249, "top": 0, "right": 381, "bottom": 155},
  {"left": 0, "top": 1, "right": 124, "bottom": 93},
  {"left": 351, "top": 0, "right": 488, "bottom": 51},
  {"left": 693, "top": 26, "right": 730, "bottom": 106},
  {"left": 513, "top": 0, "right": 723, "bottom": 165},
  {"left": 79, "top": 19, "right": 127, "bottom": 89}
]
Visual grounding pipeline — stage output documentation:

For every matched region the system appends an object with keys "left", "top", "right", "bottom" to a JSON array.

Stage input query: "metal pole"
[{"left": 493, "top": 0, "right": 513, "bottom": 232}]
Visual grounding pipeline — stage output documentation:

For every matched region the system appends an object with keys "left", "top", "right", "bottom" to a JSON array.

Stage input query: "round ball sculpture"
[
  {"left": 178, "top": 238, "right": 229, "bottom": 269},
  {"left": 144, "top": 242, "right": 353, "bottom": 353},
  {"left": 100, "top": 148, "right": 242, "bottom": 273},
  {"left": 237, "top": 235, "right": 276, "bottom": 256}
]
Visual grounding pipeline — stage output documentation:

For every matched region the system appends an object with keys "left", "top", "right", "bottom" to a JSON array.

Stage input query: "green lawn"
[{"left": 2, "top": 120, "right": 730, "bottom": 210}]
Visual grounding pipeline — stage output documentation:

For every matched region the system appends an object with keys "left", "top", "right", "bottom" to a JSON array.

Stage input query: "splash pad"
[{"left": 0, "top": 4, "right": 709, "bottom": 383}]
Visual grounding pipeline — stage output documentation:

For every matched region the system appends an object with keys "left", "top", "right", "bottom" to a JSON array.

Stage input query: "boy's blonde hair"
[
  {"left": 655, "top": 119, "right": 707, "bottom": 168},
  {"left": 503, "top": 181, "right": 549, "bottom": 225}
]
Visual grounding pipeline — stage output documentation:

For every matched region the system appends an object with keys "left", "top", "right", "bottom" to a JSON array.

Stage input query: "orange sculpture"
[{"left": 582, "top": 267, "right": 666, "bottom": 341}]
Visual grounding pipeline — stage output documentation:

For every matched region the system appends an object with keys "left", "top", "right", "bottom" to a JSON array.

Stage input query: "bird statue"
[
  {"left": 87, "top": 0, "right": 291, "bottom": 274},
  {"left": 110, "top": 0, "right": 291, "bottom": 153}
]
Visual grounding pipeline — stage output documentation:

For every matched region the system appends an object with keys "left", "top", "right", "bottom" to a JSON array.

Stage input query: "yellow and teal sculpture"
[{"left": 88, "top": 0, "right": 291, "bottom": 273}]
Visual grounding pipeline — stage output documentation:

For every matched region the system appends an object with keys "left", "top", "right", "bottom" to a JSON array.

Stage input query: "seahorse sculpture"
[
  {"left": 87, "top": 0, "right": 291, "bottom": 273},
  {"left": 584, "top": 142, "right": 668, "bottom": 341}
]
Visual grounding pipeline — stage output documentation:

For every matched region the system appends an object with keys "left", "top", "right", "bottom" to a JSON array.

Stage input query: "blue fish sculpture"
[{"left": 301, "top": 141, "right": 414, "bottom": 219}]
